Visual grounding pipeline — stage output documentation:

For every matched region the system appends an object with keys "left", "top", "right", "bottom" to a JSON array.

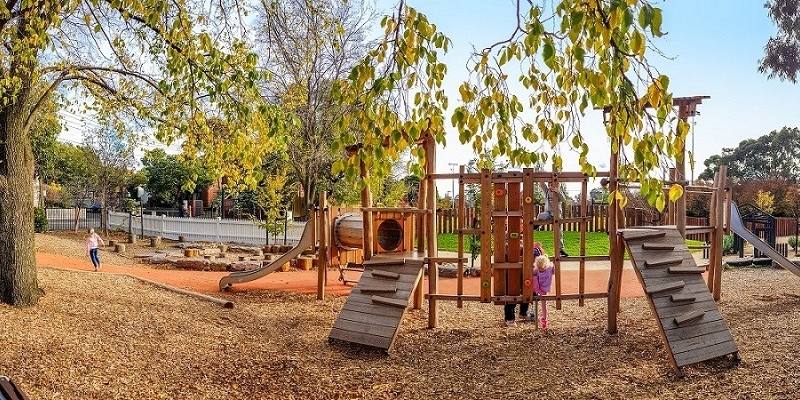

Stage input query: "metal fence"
[
  {"left": 44, "top": 208, "right": 305, "bottom": 246},
  {"left": 45, "top": 208, "right": 103, "bottom": 231}
]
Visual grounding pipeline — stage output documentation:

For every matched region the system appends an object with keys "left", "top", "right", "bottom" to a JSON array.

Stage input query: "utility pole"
[{"left": 448, "top": 162, "right": 457, "bottom": 208}]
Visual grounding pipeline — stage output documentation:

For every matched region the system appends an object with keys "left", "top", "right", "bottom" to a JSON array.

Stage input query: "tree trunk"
[{"left": 0, "top": 91, "right": 41, "bottom": 306}]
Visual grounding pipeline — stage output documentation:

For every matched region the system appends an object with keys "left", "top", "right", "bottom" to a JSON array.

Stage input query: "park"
[{"left": 2, "top": 1, "right": 800, "bottom": 399}]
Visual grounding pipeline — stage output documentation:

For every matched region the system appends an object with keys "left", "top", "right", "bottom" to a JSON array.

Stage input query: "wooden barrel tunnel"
[{"left": 333, "top": 213, "right": 405, "bottom": 253}]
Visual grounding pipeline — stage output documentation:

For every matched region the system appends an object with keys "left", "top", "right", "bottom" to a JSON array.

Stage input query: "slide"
[
  {"left": 219, "top": 222, "right": 314, "bottom": 290},
  {"left": 730, "top": 202, "right": 800, "bottom": 277}
]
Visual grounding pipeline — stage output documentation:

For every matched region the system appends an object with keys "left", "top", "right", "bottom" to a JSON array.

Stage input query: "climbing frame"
[{"left": 620, "top": 227, "right": 739, "bottom": 375}]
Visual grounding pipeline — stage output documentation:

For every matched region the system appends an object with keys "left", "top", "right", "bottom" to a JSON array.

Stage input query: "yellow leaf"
[{"left": 668, "top": 184, "right": 683, "bottom": 201}]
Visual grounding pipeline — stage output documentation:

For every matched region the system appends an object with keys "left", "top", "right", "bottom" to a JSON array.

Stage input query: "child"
[
  {"left": 533, "top": 253, "right": 555, "bottom": 329},
  {"left": 85, "top": 228, "right": 105, "bottom": 271},
  {"left": 503, "top": 242, "right": 546, "bottom": 327}
]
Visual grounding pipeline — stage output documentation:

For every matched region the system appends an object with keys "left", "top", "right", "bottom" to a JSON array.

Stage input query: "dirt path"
[{"left": 35, "top": 250, "right": 647, "bottom": 299}]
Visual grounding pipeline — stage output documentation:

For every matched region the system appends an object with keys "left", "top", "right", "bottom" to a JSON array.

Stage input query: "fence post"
[
  {"left": 161, "top": 215, "right": 166, "bottom": 237},
  {"left": 216, "top": 217, "right": 221, "bottom": 243}
]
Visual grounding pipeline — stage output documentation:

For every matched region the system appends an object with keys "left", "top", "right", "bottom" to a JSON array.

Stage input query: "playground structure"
[{"left": 219, "top": 96, "right": 755, "bottom": 375}]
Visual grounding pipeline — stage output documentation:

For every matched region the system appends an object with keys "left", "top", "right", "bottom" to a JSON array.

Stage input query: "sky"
[
  {"left": 372, "top": 0, "right": 800, "bottom": 197},
  {"left": 56, "top": 1, "right": 800, "bottom": 196}
]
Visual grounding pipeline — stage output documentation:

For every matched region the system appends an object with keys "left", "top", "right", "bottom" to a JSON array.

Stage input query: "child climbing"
[
  {"left": 503, "top": 241, "right": 546, "bottom": 327},
  {"left": 533, "top": 253, "right": 555, "bottom": 329}
]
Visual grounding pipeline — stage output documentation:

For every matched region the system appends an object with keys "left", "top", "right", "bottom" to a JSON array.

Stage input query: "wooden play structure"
[{"left": 221, "top": 96, "right": 743, "bottom": 375}]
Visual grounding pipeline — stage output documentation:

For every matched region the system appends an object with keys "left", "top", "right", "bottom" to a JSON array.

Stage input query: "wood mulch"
[{"left": 0, "top": 232, "right": 798, "bottom": 399}]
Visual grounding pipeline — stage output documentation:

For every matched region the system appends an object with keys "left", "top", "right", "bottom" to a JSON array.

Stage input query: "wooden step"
[
  {"left": 642, "top": 243, "right": 675, "bottom": 251},
  {"left": 668, "top": 266, "right": 707, "bottom": 274},
  {"left": 358, "top": 282, "right": 398, "bottom": 293},
  {"left": 670, "top": 293, "right": 696, "bottom": 303},
  {"left": 644, "top": 256, "right": 684, "bottom": 268},
  {"left": 623, "top": 231, "right": 667, "bottom": 241},
  {"left": 371, "top": 295, "right": 407, "bottom": 308},
  {"left": 645, "top": 280, "right": 685, "bottom": 295},
  {"left": 674, "top": 310, "right": 705, "bottom": 326},
  {"left": 371, "top": 270, "right": 401, "bottom": 280}
]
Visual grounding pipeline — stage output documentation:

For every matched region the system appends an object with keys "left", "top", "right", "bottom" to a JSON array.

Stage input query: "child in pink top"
[
  {"left": 532, "top": 254, "right": 555, "bottom": 329},
  {"left": 85, "top": 228, "right": 105, "bottom": 271}
]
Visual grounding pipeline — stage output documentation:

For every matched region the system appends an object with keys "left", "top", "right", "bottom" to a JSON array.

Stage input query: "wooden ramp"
[
  {"left": 620, "top": 228, "right": 739, "bottom": 375},
  {"left": 328, "top": 258, "right": 424, "bottom": 353}
]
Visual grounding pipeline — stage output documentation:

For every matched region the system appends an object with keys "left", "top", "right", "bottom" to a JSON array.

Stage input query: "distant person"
[
  {"left": 533, "top": 254, "right": 556, "bottom": 329},
  {"left": 85, "top": 228, "right": 105, "bottom": 271},
  {"left": 538, "top": 181, "right": 569, "bottom": 257}
]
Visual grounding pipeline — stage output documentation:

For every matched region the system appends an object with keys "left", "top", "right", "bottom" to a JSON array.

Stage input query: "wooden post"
[
  {"left": 707, "top": 170, "right": 719, "bottom": 295},
  {"left": 551, "top": 171, "right": 563, "bottom": 310},
  {"left": 522, "top": 169, "right": 534, "bottom": 303},
  {"left": 424, "top": 134, "right": 438, "bottom": 328},
  {"left": 360, "top": 159, "right": 373, "bottom": 261},
  {"left": 579, "top": 178, "right": 588, "bottom": 306},
  {"left": 416, "top": 169, "right": 428, "bottom": 255},
  {"left": 317, "top": 193, "right": 328, "bottom": 300},
  {"left": 712, "top": 166, "right": 727, "bottom": 300},
  {"left": 457, "top": 165, "right": 466, "bottom": 308},
  {"left": 480, "top": 169, "right": 493, "bottom": 303},
  {"left": 608, "top": 137, "right": 621, "bottom": 334}
]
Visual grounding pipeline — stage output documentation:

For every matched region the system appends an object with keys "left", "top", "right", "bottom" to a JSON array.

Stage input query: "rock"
[
  {"left": 175, "top": 258, "right": 207, "bottom": 270},
  {"left": 143, "top": 255, "right": 173, "bottom": 265},
  {"left": 230, "top": 261, "right": 261, "bottom": 272}
]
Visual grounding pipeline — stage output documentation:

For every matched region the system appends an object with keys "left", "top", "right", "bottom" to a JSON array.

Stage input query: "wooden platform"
[
  {"left": 620, "top": 227, "right": 739, "bottom": 374},
  {"left": 328, "top": 259, "right": 424, "bottom": 352}
]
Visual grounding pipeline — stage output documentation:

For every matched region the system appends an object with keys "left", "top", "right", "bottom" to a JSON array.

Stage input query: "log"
[
  {"left": 115, "top": 243, "right": 126, "bottom": 253},
  {"left": 149, "top": 236, "right": 161, "bottom": 247},
  {"left": 297, "top": 257, "right": 313, "bottom": 270}
]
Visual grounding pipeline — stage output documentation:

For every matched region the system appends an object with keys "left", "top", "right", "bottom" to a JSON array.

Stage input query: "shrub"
[
  {"left": 34, "top": 207, "right": 48, "bottom": 233},
  {"left": 789, "top": 236, "right": 798, "bottom": 251},
  {"left": 722, "top": 234, "right": 735, "bottom": 255}
]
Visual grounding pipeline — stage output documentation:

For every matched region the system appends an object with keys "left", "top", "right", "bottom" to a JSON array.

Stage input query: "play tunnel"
[{"left": 333, "top": 213, "right": 405, "bottom": 253}]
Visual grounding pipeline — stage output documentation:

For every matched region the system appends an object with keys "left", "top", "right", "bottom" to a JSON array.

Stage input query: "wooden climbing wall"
[{"left": 480, "top": 170, "right": 534, "bottom": 304}]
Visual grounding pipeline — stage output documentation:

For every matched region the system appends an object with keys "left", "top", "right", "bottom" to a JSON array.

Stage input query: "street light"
[
  {"left": 448, "top": 162, "right": 457, "bottom": 209},
  {"left": 689, "top": 110, "right": 700, "bottom": 183}
]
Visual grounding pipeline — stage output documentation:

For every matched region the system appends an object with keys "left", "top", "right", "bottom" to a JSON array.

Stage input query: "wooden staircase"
[
  {"left": 328, "top": 258, "right": 424, "bottom": 353},
  {"left": 620, "top": 228, "right": 739, "bottom": 375}
]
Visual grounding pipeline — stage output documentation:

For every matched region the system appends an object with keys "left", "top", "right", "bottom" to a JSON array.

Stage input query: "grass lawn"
[{"left": 437, "top": 231, "right": 705, "bottom": 256}]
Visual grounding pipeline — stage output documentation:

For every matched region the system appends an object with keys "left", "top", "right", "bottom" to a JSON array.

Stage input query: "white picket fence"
[{"left": 107, "top": 211, "right": 306, "bottom": 246}]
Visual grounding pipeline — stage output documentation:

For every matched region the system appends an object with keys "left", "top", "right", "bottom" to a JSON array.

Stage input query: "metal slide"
[
  {"left": 219, "top": 222, "right": 315, "bottom": 290},
  {"left": 729, "top": 202, "right": 800, "bottom": 277}
]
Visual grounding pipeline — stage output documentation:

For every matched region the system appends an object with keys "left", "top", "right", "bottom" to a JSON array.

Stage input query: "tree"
[
  {"left": 48, "top": 142, "right": 93, "bottom": 207},
  {"left": 84, "top": 128, "right": 135, "bottom": 208},
  {"left": 141, "top": 149, "right": 191, "bottom": 207},
  {"left": 699, "top": 127, "right": 800, "bottom": 182},
  {"left": 332, "top": 1, "right": 685, "bottom": 213},
  {"left": 255, "top": 0, "right": 375, "bottom": 216},
  {"left": 1, "top": 1, "right": 289, "bottom": 306},
  {"left": 29, "top": 91, "right": 62, "bottom": 207},
  {"left": 760, "top": 0, "right": 800, "bottom": 83}
]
